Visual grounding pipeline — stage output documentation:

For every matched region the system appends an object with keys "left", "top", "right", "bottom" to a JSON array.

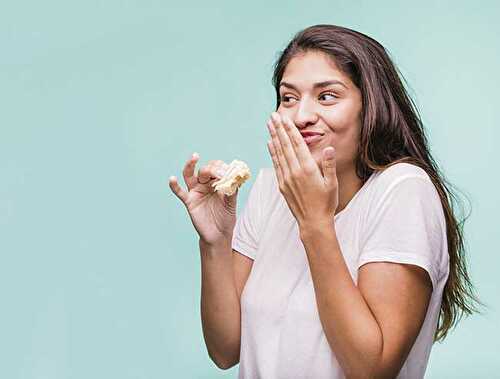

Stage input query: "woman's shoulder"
[
  {"left": 371, "top": 162, "right": 432, "bottom": 190},
  {"left": 363, "top": 162, "right": 445, "bottom": 228},
  {"left": 376, "top": 162, "right": 429, "bottom": 180},
  {"left": 365, "top": 162, "right": 439, "bottom": 209}
]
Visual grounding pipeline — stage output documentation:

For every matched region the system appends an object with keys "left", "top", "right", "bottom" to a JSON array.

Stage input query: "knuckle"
[{"left": 303, "top": 166, "right": 315, "bottom": 175}]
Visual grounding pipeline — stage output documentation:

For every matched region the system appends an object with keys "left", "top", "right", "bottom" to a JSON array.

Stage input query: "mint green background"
[{"left": 1, "top": 1, "right": 498, "bottom": 378}]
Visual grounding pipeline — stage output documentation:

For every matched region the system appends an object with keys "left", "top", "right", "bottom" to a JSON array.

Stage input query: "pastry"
[{"left": 211, "top": 160, "right": 251, "bottom": 196}]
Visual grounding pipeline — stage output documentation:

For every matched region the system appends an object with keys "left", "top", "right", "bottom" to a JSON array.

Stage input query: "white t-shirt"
[{"left": 231, "top": 162, "right": 450, "bottom": 379}]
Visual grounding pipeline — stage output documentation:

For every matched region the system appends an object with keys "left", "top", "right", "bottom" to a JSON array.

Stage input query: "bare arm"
[
  {"left": 300, "top": 223, "right": 432, "bottom": 378},
  {"left": 199, "top": 238, "right": 241, "bottom": 369}
]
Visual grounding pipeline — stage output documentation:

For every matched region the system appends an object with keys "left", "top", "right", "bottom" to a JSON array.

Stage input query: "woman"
[{"left": 169, "top": 24, "right": 483, "bottom": 378}]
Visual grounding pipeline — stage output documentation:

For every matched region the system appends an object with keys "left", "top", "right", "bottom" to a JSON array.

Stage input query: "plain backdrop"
[{"left": 1, "top": 1, "right": 499, "bottom": 378}]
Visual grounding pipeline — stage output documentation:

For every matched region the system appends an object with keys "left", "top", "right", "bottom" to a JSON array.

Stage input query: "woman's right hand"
[{"left": 169, "top": 152, "right": 238, "bottom": 246}]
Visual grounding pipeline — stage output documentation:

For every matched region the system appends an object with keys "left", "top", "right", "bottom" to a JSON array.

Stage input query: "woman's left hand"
[{"left": 266, "top": 112, "right": 339, "bottom": 230}]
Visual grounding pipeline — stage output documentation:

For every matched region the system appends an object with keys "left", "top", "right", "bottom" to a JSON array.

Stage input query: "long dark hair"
[{"left": 272, "top": 24, "right": 486, "bottom": 343}]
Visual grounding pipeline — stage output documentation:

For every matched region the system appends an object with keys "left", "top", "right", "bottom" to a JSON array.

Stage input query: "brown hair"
[{"left": 272, "top": 24, "right": 486, "bottom": 342}]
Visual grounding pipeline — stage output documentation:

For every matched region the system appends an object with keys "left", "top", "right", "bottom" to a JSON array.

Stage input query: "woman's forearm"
[
  {"left": 299, "top": 222, "right": 383, "bottom": 378},
  {"left": 199, "top": 238, "right": 241, "bottom": 369}
]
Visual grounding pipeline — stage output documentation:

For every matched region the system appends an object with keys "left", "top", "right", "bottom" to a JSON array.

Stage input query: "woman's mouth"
[{"left": 303, "top": 135, "right": 323, "bottom": 146}]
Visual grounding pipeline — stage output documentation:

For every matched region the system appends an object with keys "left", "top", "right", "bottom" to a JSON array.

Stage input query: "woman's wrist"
[{"left": 199, "top": 236, "right": 233, "bottom": 256}]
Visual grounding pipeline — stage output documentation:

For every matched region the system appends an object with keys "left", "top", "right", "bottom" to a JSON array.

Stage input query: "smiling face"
[{"left": 277, "top": 50, "right": 363, "bottom": 177}]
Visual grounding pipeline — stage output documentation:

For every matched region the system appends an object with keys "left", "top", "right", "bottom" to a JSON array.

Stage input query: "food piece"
[{"left": 211, "top": 159, "right": 251, "bottom": 196}]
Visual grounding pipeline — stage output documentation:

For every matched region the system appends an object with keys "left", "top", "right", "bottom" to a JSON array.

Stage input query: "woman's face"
[{"left": 277, "top": 50, "right": 363, "bottom": 176}]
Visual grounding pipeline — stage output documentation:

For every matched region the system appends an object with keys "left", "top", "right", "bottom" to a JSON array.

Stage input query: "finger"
[
  {"left": 267, "top": 138, "right": 285, "bottom": 190},
  {"left": 271, "top": 112, "right": 301, "bottom": 173},
  {"left": 282, "top": 115, "right": 317, "bottom": 169},
  {"left": 182, "top": 152, "right": 200, "bottom": 191},
  {"left": 197, "top": 162, "right": 226, "bottom": 185},
  {"left": 168, "top": 175, "right": 189, "bottom": 204},
  {"left": 268, "top": 116, "right": 290, "bottom": 181}
]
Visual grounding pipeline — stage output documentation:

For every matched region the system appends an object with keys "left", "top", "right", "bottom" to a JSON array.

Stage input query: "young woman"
[{"left": 169, "top": 24, "right": 483, "bottom": 378}]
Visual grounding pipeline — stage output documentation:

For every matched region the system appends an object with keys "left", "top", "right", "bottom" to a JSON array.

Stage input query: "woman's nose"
[{"left": 293, "top": 98, "right": 319, "bottom": 128}]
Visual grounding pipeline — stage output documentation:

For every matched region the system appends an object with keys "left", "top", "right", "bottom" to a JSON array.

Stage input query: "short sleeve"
[
  {"left": 357, "top": 175, "right": 445, "bottom": 291},
  {"left": 231, "top": 168, "right": 265, "bottom": 260}
]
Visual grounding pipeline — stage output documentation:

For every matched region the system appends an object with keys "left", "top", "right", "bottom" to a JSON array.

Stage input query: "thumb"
[{"left": 322, "top": 147, "right": 336, "bottom": 183}]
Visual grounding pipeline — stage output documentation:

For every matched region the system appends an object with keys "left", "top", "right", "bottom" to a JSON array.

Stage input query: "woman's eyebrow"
[{"left": 279, "top": 80, "right": 348, "bottom": 90}]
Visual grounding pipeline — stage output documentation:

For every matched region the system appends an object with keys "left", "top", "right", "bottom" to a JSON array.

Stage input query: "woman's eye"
[
  {"left": 319, "top": 92, "right": 337, "bottom": 101},
  {"left": 280, "top": 95, "right": 296, "bottom": 103}
]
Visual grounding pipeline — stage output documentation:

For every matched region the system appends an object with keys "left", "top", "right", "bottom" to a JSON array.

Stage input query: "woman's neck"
[{"left": 335, "top": 168, "right": 363, "bottom": 216}]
